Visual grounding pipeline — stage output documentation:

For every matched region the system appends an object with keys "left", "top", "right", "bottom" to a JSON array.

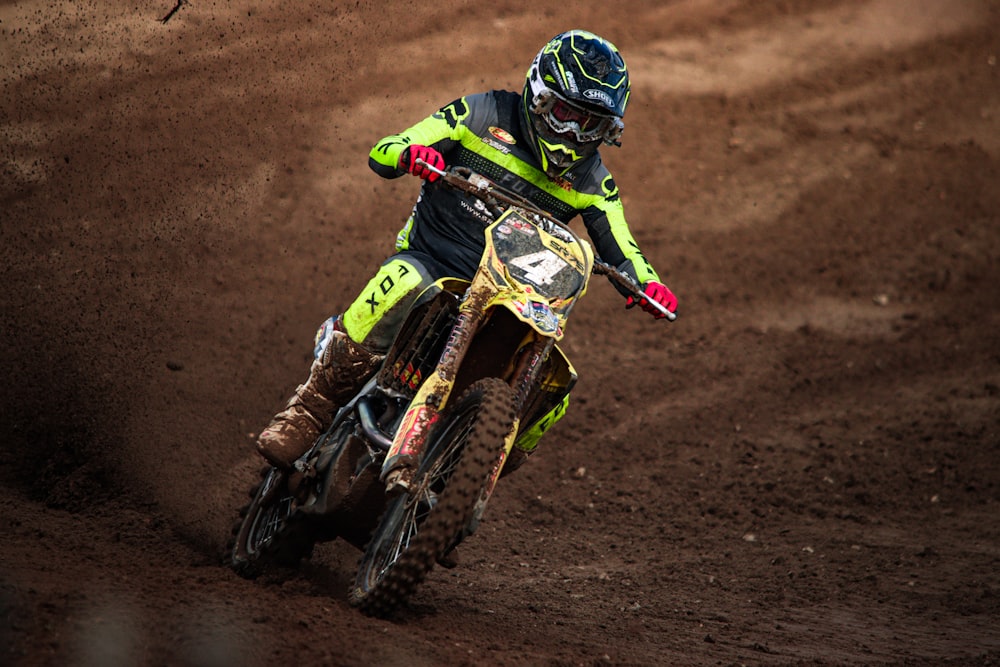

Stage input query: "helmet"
[{"left": 521, "top": 30, "right": 630, "bottom": 178}]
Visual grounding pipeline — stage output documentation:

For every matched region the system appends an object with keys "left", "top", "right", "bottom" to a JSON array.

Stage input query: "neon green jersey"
[{"left": 369, "top": 90, "right": 661, "bottom": 289}]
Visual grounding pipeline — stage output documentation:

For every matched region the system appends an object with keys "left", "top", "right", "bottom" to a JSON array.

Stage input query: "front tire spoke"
[{"left": 350, "top": 379, "right": 516, "bottom": 617}]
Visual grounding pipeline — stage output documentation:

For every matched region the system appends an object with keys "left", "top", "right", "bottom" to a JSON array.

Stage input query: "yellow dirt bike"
[{"left": 227, "top": 162, "right": 674, "bottom": 617}]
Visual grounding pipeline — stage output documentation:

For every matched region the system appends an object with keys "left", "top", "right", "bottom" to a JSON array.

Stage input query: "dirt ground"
[{"left": 2, "top": 1, "right": 999, "bottom": 665}]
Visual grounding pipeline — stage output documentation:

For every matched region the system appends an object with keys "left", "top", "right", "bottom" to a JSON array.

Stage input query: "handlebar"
[{"left": 415, "top": 159, "right": 677, "bottom": 322}]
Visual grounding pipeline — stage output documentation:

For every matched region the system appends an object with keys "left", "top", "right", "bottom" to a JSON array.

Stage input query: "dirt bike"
[{"left": 227, "top": 161, "right": 675, "bottom": 617}]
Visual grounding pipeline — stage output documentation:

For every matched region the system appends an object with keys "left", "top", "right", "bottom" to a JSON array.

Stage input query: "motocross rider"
[{"left": 256, "top": 30, "right": 678, "bottom": 470}]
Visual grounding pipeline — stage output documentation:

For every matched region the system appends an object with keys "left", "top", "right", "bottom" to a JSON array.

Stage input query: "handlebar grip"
[
  {"left": 595, "top": 260, "right": 677, "bottom": 322},
  {"left": 644, "top": 298, "right": 678, "bottom": 322},
  {"left": 414, "top": 157, "right": 447, "bottom": 178}
]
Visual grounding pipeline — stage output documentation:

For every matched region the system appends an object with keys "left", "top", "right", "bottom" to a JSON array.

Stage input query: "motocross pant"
[{"left": 319, "top": 250, "right": 571, "bottom": 455}]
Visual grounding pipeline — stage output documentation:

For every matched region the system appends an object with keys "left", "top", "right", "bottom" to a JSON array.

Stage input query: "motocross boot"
[{"left": 256, "top": 329, "right": 382, "bottom": 470}]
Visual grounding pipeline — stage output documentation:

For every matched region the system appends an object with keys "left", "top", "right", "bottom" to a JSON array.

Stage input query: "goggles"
[{"left": 530, "top": 89, "right": 624, "bottom": 146}]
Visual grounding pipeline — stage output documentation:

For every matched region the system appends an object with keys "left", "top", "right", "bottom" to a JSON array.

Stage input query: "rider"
[{"left": 256, "top": 30, "right": 678, "bottom": 470}]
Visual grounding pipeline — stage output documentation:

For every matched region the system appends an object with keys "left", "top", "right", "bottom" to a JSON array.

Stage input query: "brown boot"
[{"left": 257, "top": 330, "right": 382, "bottom": 469}]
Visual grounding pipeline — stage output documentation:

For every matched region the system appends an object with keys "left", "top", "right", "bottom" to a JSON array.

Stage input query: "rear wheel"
[
  {"left": 228, "top": 467, "right": 313, "bottom": 577},
  {"left": 349, "top": 378, "right": 516, "bottom": 617}
]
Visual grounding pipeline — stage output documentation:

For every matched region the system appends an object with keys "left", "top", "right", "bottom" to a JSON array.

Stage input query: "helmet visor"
[{"left": 531, "top": 89, "right": 624, "bottom": 146}]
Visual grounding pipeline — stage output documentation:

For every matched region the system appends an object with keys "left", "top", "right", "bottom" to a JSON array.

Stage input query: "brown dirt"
[{"left": 2, "top": 1, "right": 999, "bottom": 665}]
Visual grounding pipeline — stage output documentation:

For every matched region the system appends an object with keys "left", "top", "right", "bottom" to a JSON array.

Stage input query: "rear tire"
[
  {"left": 349, "top": 378, "right": 515, "bottom": 617},
  {"left": 227, "top": 466, "right": 313, "bottom": 577}
]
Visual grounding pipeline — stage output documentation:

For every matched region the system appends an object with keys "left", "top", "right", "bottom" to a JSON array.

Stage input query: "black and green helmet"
[{"left": 522, "top": 30, "right": 630, "bottom": 178}]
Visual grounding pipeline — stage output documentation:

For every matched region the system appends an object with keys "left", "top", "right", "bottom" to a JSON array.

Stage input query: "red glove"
[
  {"left": 626, "top": 280, "right": 677, "bottom": 319},
  {"left": 401, "top": 144, "right": 445, "bottom": 182}
]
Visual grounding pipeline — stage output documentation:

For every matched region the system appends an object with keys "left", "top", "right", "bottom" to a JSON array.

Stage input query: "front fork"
[
  {"left": 380, "top": 298, "right": 553, "bottom": 494},
  {"left": 379, "top": 288, "right": 490, "bottom": 491}
]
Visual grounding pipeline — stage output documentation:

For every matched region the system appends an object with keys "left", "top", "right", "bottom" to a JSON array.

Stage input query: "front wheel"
[{"left": 349, "top": 378, "right": 516, "bottom": 617}]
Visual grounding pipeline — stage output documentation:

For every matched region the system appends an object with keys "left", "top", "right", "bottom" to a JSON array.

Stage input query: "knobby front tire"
[{"left": 349, "top": 378, "right": 516, "bottom": 617}]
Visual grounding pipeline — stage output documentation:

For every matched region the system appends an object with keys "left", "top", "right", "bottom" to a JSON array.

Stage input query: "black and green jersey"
[{"left": 368, "top": 90, "right": 660, "bottom": 289}]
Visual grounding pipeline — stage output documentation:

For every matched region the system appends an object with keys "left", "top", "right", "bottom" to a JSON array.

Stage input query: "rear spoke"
[{"left": 250, "top": 496, "right": 294, "bottom": 554}]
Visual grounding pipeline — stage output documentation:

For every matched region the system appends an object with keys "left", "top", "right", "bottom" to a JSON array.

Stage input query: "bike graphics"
[{"left": 227, "top": 164, "right": 673, "bottom": 617}]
